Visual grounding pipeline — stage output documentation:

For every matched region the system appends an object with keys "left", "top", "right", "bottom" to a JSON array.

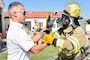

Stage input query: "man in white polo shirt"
[{"left": 7, "top": 2, "right": 48, "bottom": 60}]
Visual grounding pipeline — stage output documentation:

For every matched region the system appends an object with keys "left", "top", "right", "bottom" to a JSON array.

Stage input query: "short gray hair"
[{"left": 8, "top": 2, "right": 24, "bottom": 16}]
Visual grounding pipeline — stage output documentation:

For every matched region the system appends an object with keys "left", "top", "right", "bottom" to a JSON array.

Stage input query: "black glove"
[{"left": 52, "top": 38, "right": 57, "bottom": 46}]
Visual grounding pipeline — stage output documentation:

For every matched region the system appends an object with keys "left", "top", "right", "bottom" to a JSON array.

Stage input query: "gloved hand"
[
  {"left": 46, "top": 15, "right": 55, "bottom": 32},
  {"left": 43, "top": 31, "right": 54, "bottom": 45},
  {"left": 44, "top": 15, "right": 55, "bottom": 34}
]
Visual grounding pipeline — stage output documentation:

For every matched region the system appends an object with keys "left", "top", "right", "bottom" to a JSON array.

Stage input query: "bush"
[{"left": 86, "top": 19, "right": 90, "bottom": 24}]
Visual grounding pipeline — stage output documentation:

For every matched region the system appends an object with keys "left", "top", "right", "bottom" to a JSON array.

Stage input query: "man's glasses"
[{"left": 15, "top": 10, "right": 26, "bottom": 15}]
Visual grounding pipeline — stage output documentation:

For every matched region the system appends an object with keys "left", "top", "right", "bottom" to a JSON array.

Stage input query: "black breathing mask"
[{"left": 56, "top": 14, "right": 70, "bottom": 28}]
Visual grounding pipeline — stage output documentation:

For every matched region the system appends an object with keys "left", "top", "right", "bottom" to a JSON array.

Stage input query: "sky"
[{"left": 3, "top": 0, "right": 90, "bottom": 20}]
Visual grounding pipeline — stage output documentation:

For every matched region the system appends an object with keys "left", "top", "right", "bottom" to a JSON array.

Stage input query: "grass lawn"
[
  {"left": 30, "top": 46, "right": 58, "bottom": 60},
  {"left": 0, "top": 40, "right": 90, "bottom": 60},
  {"left": 0, "top": 46, "right": 58, "bottom": 60},
  {"left": 0, "top": 50, "right": 7, "bottom": 60}
]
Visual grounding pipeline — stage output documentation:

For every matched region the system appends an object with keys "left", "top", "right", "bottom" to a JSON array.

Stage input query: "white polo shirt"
[{"left": 7, "top": 22, "right": 34, "bottom": 60}]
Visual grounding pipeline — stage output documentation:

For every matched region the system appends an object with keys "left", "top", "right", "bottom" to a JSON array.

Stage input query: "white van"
[
  {"left": 86, "top": 24, "right": 90, "bottom": 39},
  {"left": 79, "top": 18, "right": 90, "bottom": 39}
]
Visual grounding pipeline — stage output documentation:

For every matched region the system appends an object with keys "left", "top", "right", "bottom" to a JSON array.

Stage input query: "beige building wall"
[{"left": 0, "top": 0, "right": 5, "bottom": 33}]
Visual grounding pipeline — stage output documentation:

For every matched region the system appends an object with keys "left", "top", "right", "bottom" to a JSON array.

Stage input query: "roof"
[{"left": 4, "top": 11, "right": 63, "bottom": 18}]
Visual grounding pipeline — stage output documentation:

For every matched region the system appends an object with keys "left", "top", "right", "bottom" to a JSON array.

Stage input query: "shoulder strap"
[
  {"left": 58, "top": 28, "right": 64, "bottom": 35},
  {"left": 69, "top": 24, "right": 79, "bottom": 35},
  {"left": 71, "top": 23, "right": 79, "bottom": 29}
]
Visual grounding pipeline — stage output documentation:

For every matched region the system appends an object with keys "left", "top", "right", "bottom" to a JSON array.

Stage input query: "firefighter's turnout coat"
[{"left": 54, "top": 25, "right": 87, "bottom": 60}]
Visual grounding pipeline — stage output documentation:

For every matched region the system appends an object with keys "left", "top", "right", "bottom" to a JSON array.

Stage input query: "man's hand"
[
  {"left": 43, "top": 31, "right": 54, "bottom": 45},
  {"left": 40, "top": 27, "right": 47, "bottom": 33}
]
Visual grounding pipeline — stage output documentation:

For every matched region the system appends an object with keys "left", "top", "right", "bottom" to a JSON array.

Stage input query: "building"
[
  {"left": 4, "top": 11, "right": 63, "bottom": 32},
  {"left": 0, "top": 0, "right": 5, "bottom": 33},
  {"left": 0, "top": 0, "right": 6, "bottom": 49}
]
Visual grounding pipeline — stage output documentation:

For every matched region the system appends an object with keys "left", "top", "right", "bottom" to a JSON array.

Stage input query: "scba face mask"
[{"left": 56, "top": 14, "right": 70, "bottom": 28}]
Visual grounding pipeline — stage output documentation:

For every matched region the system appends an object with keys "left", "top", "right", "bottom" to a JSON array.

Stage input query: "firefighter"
[
  {"left": 33, "top": 20, "right": 41, "bottom": 33},
  {"left": 24, "top": 24, "right": 30, "bottom": 34},
  {"left": 43, "top": 4, "right": 88, "bottom": 60}
]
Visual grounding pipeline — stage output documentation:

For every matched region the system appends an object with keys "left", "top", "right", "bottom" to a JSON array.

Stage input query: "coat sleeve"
[{"left": 62, "top": 27, "right": 87, "bottom": 51}]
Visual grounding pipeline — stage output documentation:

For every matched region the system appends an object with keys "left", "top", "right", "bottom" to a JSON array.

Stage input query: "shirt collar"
[{"left": 10, "top": 21, "right": 24, "bottom": 29}]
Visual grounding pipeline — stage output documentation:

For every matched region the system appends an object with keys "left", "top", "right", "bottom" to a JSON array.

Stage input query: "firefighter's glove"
[
  {"left": 43, "top": 31, "right": 54, "bottom": 45},
  {"left": 46, "top": 15, "right": 54, "bottom": 31}
]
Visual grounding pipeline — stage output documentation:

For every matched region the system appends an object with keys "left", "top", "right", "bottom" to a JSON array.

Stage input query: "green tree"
[{"left": 86, "top": 19, "right": 90, "bottom": 24}]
